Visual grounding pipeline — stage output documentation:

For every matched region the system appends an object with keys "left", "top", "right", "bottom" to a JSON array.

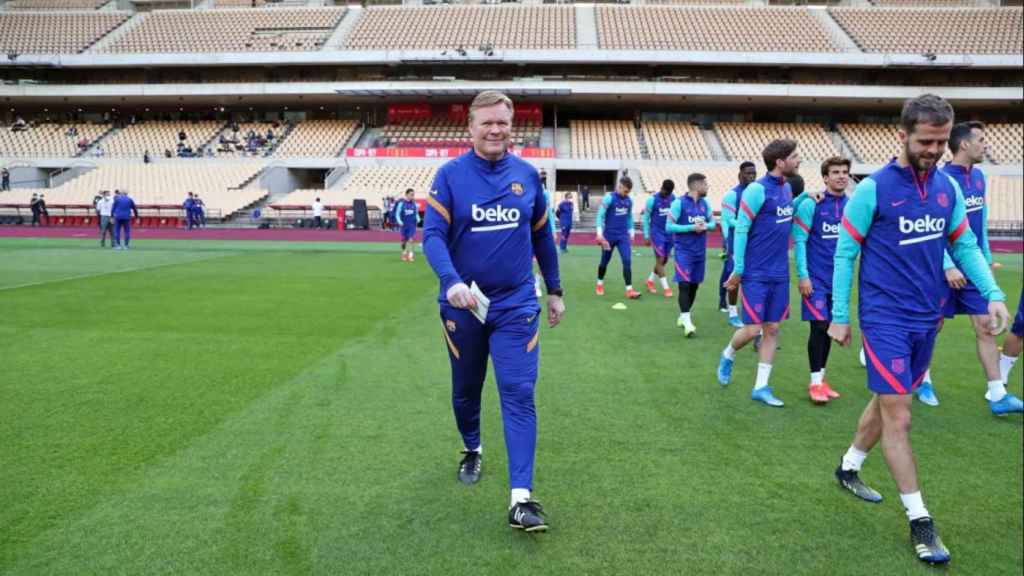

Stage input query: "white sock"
[
  {"left": 648, "top": 272, "right": 657, "bottom": 282},
  {"left": 465, "top": 445, "right": 482, "bottom": 454},
  {"left": 660, "top": 276, "right": 669, "bottom": 290},
  {"left": 841, "top": 445, "right": 868, "bottom": 472},
  {"left": 811, "top": 371, "right": 824, "bottom": 386},
  {"left": 722, "top": 344, "right": 736, "bottom": 360},
  {"left": 626, "top": 285, "right": 633, "bottom": 292},
  {"left": 510, "top": 488, "right": 531, "bottom": 507},
  {"left": 900, "top": 491, "right": 930, "bottom": 521},
  {"left": 1000, "top": 353, "right": 1018, "bottom": 384},
  {"left": 754, "top": 363, "right": 772, "bottom": 390},
  {"left": 597, "top": 279, "right": 604, "bottom": 286},
  {"left": 988, "top": 379, "right": 1007, "bottom": 402},
  {"left": 728, "top": 305, "right": 738, "bottom": 317},
  {"left": 682, "top": 312, "right": 692, "bottom": 324},
  {"left": 923, "top": 369, "right": 932, "bottom": 384}
]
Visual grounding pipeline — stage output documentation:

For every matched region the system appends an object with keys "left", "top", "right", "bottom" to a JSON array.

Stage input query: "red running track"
[{"left": 0, "top": 226, "right": 1021, "bottom": 253}]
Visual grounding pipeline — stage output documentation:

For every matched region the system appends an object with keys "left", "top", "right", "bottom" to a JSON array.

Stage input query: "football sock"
[
  {"left": 900, "top": 491, "right": 930, "bottom": 521},
  {"left": 722, "top": 344, "right": 736, "bottom": 361},
  {"left": 660, "top": 276, "right": 669, "bottom": 290},
  {"left": 1000, "top": 353, "right": 1018, "bottom": 384},
  {"left": 510, "top": 488, "right": 531, "bottom": 507},
  {"left": 728, "top": 305, "right": 738, "bottom": 317},
  {"left": 841, "top": 445, "right": 868, "bottom": 472},
  {"left": 923, "top": 369, "right": 932, "bottom": 384},
  {"left": 987, "top": 379, "right": 1007, "bottom": 403},
  {"left": 754, "top": 363, "right": 772, "bottom": 390},
  {"left": 811, "top": 371, "right": 824, "bottom": 386}
]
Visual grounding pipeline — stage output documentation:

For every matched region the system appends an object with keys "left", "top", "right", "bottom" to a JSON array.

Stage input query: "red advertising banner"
[
  {"left": 387, "top": 103, "right": 432, "bottom": 124},
  {"left": 346, "top": 147, "right": 555, "bottom": 158}
]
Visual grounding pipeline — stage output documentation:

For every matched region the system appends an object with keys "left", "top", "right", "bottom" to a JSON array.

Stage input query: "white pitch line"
[{"left": 0, "top": 253, "right": 238, "bottom": 292}]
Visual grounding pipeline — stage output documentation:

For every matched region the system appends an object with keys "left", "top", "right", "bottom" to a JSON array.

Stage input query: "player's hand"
[
  {"left": 723, "top": 272, "right": 741, "bottom": 292},
  {"left": 799, "top": 278, "right": 813, "bottom": 298},
  {"left": 446, "top": 282, "right": 478, "bottom": 310},
  {"left": 547, "top": 294, "right": 565, "bottom": 328},
  {"left": 554, "top": 232, "right": 560, "bottom": 245},
  {"left": 596, "top": 234, "right": 610, "bottom": 251},
  {"left": 828, "top": 323, "right": 851, "bottom": 346},
  {"left": 808, "top": 189, "right": 825, "bottom": 203},
  {"left": 987, "top": 300, "right": 1010, "bottom": 336},
  {"left": 945, "top": 267, "right": 966, "bottom": 290},
  {"left": 694, "top": 221, "right": 707, "bottom": 233},
  {"left": 992, "top": 262, "right": 1003, "bottom": 270}
]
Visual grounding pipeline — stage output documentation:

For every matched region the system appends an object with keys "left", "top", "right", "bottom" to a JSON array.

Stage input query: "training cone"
[{"left": 612, "top": 302, "right": 628, "bottom": 310}]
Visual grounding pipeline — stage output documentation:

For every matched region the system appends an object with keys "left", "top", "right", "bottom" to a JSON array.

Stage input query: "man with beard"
[
  {"left": 717, "top": 139, "right": 800, "bottom": 407},
  {"left": 828, "top": 94, "right": 1009, "bottom": 564}
]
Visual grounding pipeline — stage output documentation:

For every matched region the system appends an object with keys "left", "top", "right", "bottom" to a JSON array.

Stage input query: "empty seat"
[{"left": 829, "top": 7, "right": 1023, "bottom": 54}]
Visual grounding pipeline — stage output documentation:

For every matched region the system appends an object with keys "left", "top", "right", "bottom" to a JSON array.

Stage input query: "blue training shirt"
[
  {"left": 793, "top": 191, "right": 847, "bottom": 292},
  {"left": 666, "top": 194, "right": 717, "bottom": 259},
  {"left": 423, "top": 151, "right": 560, "bottom": 311},
  {"left": 556, "top": 200, "right": 574, "bottom": 228},
  {"left": 941, "top": 163, "right": 992, "bottom": 265},
  {"left": 395, "top": 199, "right": 420, "bottom": 229},
  {"left": 831, "top": 159, "right": 1004, "bottom": 329},
  {"left": 642, "top": 192, "right": 675, "bottom": 242},
  {"left": 732, "top": 174, "right": 794, "bottom": 281},
  {"left": 596, "top": 192, "right": 634, "bottom": 238},
  {"left": 111, "top": 194, "right": 137, "bottom": 220},
  {"left": 720, "top": 185, "right": 742, "bottom": 257}
]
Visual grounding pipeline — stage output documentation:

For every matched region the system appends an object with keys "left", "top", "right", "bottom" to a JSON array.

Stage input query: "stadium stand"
[
  {"left": 871, "top": 0, "right": 974, "bottom": 5},
  {"left": 0, "top": 164, "right": 266, "bottom": 217},
  {"left": 0, "top": 12, "right": 130, "bottom": 54},
  {"left": 828, "top": 7, "right": 1024, "bottom": 54},
  {"left": 103, "top": 7, "right": 346, "bottom": 53},
  {"left": 377, "top": 117, "right": 541, "bottom": 149},
  {"left": 271, "top": 119, "right": 360, "bottom": 158},
  {"left": 100, "top": 121, "right": 224, "bottom": 158},
  {"left": 595, "top": 6, "right": 839, "bottom": 52},
  {"left": 0, "top": 122, "right": 112, "bottom": 158},
  {"left": 987, "top": 123, "right": 1024, "bottom": 164},
  {"left": 343, "top": 5, "right": 576, "bottom": 50},
  {"left": 715, "top": 122, "right": 839, "bottom": 164},
  {"left": 211, "top": 122, "right": 278, "bottom": 157},
  {"left": 4, "top": 0, "right": 109, "bottom": 10},
  {"left": 838, "top": 122, "right": 960, "bottom": 164},
  {"left": 570, "top": 120, "right": 641, "bottom": 160},
  {"left": 639, "top": 166, "right": 740, "bottom": 216},
  {"left": 643, "top": 121, "right": 713, "bottom": 161},
  {"left": 988, "top": 175, "right": 1024, "bottom": 233}
]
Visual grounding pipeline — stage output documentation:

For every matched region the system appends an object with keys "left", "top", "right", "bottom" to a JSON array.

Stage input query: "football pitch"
[{"left": 1, "top": 237, "right": 1021, "bottom": 576}]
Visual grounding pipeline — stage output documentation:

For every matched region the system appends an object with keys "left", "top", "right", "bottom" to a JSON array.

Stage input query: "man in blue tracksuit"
[
  {"left": 595, "top": 176, "right": 640, "bottom": 299},
  {"left": 666, "top": 173, "right": 716, "bottom": 337},
  {"left": 719, "top": 162, "right": 757, "bottom": 328},
  {"left": 717, "top": 139, "right": 799, "bottom": 407},
  {"left": 183, "top": 192, "right": 196, "bottom": 230},
  {"left": 111, "top": 189, "right": 138, "bottom": 250},
  {"left": 793, "top": 157, "right": 850, "bottom": 404},
  {"left": 828, "top": 95, "right": 1012, "bottom": 565},
  {"left": 394, "top": 187, "right": 420, "bottom": 262},
  {"left": 642, "top": 179, "right": 676, "bottom": 298},
  {"left": 555, "top": 192, "right": 573, "bottom": 253},
  {"left": 423, "top": 91, "right": 563, "bottom": 532}
]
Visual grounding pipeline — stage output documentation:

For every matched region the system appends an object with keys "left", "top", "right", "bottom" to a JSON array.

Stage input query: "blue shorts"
[
  {"left": 801, "top": 289, "right": 832, "bottom": 323},
  {"left": 651, "top": 235, "right": 672, "bottom": 260},
  {"left": 943, "top": 283, "right": 989, "bottom": 318},
  {"left": 400, "top": 226, "right": 416, "bottom": 242},
  {"left": 673, "top": 254, "right": 705, "bottom": 284},
  {"left": 861, "top": 324, "right": 937, "bottom": 395},
  {"left": 600, "top": 235, "right": 632, "bottom": 267},
  {"left": 740, "top": 279, "right": 790, "bottom": 325},
  {"left": 1012, "top": 296, "right": 1024, "bottom": 338}
]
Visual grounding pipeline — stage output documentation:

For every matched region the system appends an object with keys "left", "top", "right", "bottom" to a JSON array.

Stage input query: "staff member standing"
[
  {"left": 96, "top": 190, "right": 114, "bottom": 248},
  {"left": 111, "top": 190, "right": 139, "bottom": 250}
]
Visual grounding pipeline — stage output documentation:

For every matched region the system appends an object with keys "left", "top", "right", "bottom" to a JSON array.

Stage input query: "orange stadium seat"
[
  {"left": 0, "top": 12, "right": 130, "bottom": 54},
  {"left": 829, "top": 7, "right": 1023, "bottom": 54}
]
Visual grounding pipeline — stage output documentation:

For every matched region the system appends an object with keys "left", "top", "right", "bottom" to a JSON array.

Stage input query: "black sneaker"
[
  {"left": 508, "top": 500, "right": 548, "bottom": 532},
  {"left": 457, "top": 450, "right": 481, "bottom": 485},
  {"left": 910, "top": 517, "right": 950, "bottom": 564},
  {"left": 835, "top": 465, "right": 883, "bottom": 503}
]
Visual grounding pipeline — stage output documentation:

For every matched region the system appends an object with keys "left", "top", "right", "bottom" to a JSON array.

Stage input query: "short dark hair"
[
  {"left": 820, "top": 156, "right": 852, "bottom": 177},
  {"left": 739, "top": 161, "right": 756, "bottom": 172},
  {"left": 948, "top": 120, "right": 985, "bottom": 155},
  {"left": 619, "top": 176, "right": 633, "bottom": 190},
  {"left": 762, "top": 139, "right": 798, "bottom": 171},
  {"left": 900, "top": 94, "right": 954, "bottom": 135},
  {"left": 315, "top": 197, "right": 321, "bottom": 202},
  {"left": 661, "top": 179, "right": 675, "bottom": 193},
  {"left": 787, "top": 174, "right": 805, "bottom": 196},
  {"left": 687, "top": 173, "right": 707, "bottom": 188},
  {"left": 405, "top": 188, "right": 414, "bottom": 194}
]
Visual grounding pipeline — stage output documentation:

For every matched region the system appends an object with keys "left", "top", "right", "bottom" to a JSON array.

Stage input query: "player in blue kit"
[
  {"left": 719, "top": 162, "right": 757, "bottom": 328},
  {"left": 595, "top": 176, "right": 641, "bottom": 299},
  {"left": 555, "top": 192, "right": 574, "bottom": 253},
  {"left": 936, "top": 121, "right": 1022, "bottom": 413},
  {"left": 793, "top": 157, "right": 850, "bottom": 404},
  {"left": 642, "top": 179, "right": 676, "bottom": 298},
  {"left": 828, "top": 95, "right": 1011, "bottom": 565},
  {"left": 423, "top": 91, "right": 564, "bottom": 532},
  {"left": 394, "top": 188, "right": 420, "bottom": 262},
  {"left": 999, "top": 292, "right": 1024, "bottom": 388},
  {"left": 717, "top": 139, "right": 800, "bottom": 407},
  {"left": 666, "top": 173, "right": 715, "bottom": 337}
]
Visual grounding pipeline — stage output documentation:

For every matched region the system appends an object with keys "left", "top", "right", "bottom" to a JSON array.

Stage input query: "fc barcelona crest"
[
  {"left": 891, "top": 358, "right": 905, "bottom": 375},
  {"left": 937, "top": 193, "right": 949, "bottom": 208},
  {"left": 511, "top": 182, "right": 524, "bottom": 196}
]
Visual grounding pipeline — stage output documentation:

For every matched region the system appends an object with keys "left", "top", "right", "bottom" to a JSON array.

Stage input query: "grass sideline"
[{"left": 1, "top": 237, "right": 1021, "bottom": 575}]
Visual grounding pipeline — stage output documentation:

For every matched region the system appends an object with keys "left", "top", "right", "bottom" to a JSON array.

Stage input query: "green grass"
[{"left": 1, "top": 237, "right": 1021, "bottom": 576}]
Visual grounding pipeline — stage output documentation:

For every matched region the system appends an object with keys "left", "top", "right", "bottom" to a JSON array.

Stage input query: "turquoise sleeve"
[
  {"left": 731, "top": 183, "right": 765, "bottom": 275},
  {"left": 720, "top": 194, "right": 735, "bottom": 244},
  {"left": 394, "top": 201, "right": 404, "bottom": 226},
  {"left": 596, "top": 194, "right": 612, "bottom": 235},
  {"left": 642, "top": 196, "right": 654, "bottom": 239},
  {"left": 981, "top": 176, "right": 992, "bottom": 265},
  {"left": 703, "top": 199, "right": 717, "bottom": 231},
  {"left": 831, "top": 178, "right": 876, "bottom": 324},
  {"left": 793, "top": 199, "right": 815, "bottom": 280},
  {"left": 949, "top": 188, "right": 1005, "bottom": 302},
  {"left": 416, "top": 204, "right": 421, "bottom": 225},
  {"left": 545, "top": 191, "right": 556, "bottom": 235},
  {"left": 666, "top": 198, "right": 695, "bottom": 233}
]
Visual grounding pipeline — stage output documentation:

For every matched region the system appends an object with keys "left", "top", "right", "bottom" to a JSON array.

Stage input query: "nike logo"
[{"left": 891, "top": 200, "right": 907, "bottom": 207}]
